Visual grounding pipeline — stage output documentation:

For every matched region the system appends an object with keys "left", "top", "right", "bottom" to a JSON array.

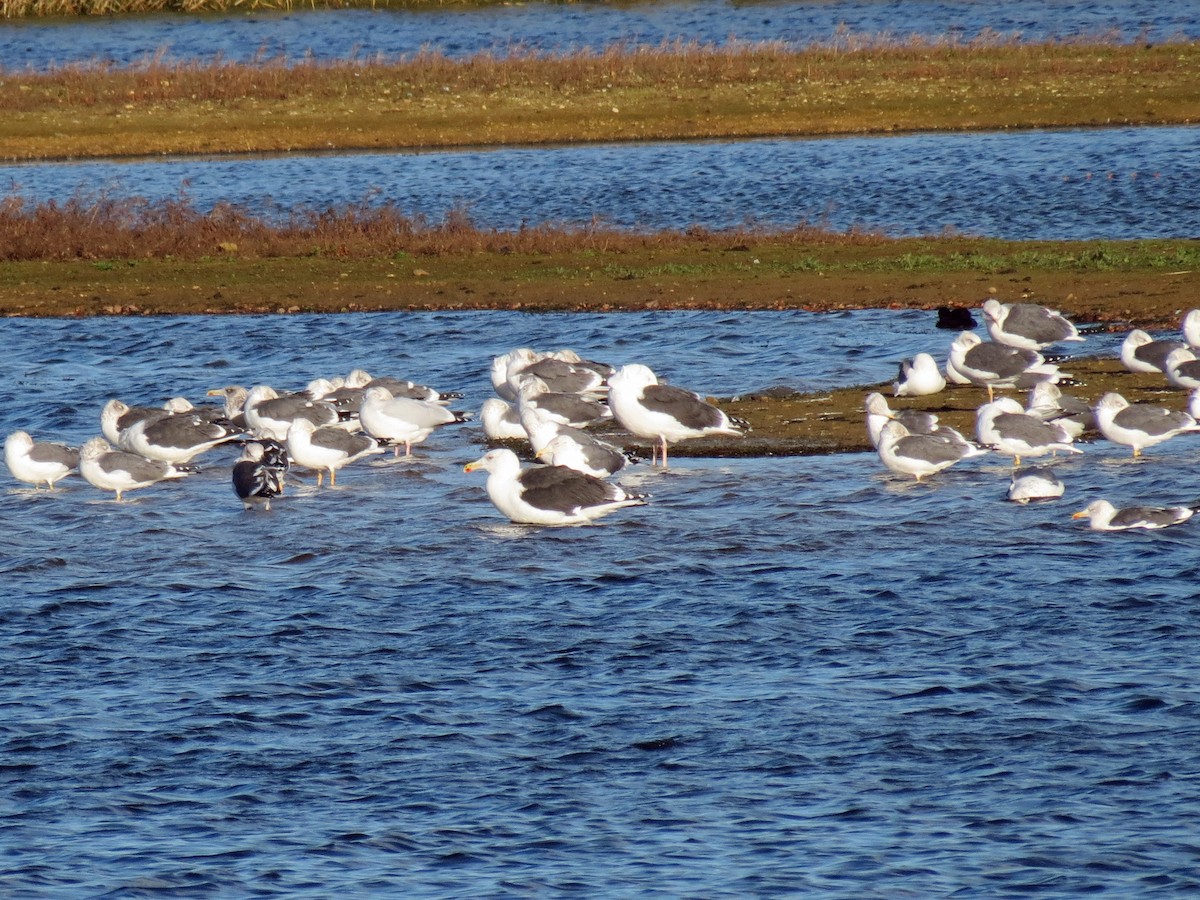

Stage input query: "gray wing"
[
  {"left": 29, "top": 442, "right": 80, "bottom": 468},
  {"left": 1113, "top": 405, "right": 1193, "bottom": 437},
  {"left": 992, "top": 412, "right": 1069, "bottom": 444},
  {"left": 261, "top": 397, "right": 339, "bottom": 426},
  {"left": 895, "top": 410, "right": 939, "bottom": 433},
  {"left": 894, "top": 433, "right": 963, "bottom": 465},
  {"left": 102, "top": 449, "right": 171, "bottom": 481},
  {"left": 1110, "top": 506, "right": 1189, "bottom": 529},
  {"left": 1003, "top": 304, "right": 1077, "bottom": 344},
  {"left": 519, "top": 465, "right": 623, "bottom": 512},
  {"left": 310, "top": 428, "right": 377, "bottom": 456},
  {"left": 1136, "top": 339, "right": 1186, "bottom": 371},
  {"left": 964, "top": 343, "right": 1039, "bottom": 378},
  {"left": 523, "top": 359, "right": 602, "bottom": 393},
  {"left": 143, "top": 414, "right": 233, "bottom": 449},
  {"left": 641, "top": 384, "right": 727, "bottom": 430},
  {"left": 1172, "top": 359, "right": 1200, "bottom": 380},
  {"left": 576, "top": 440, "right": 627, "bottom": 475},
  {"left": 532, "top": 392, "right": 608, "bottom": 423}
]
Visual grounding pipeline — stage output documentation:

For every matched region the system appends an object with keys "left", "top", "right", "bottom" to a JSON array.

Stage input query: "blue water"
[
  {"left": 1, "top": 0, "right": 1195, "bottom": 71},
  {"left": 6, "top": 126, "right": 1199, "bottom": 240},
  {"left": 5, "top": 310, "right": 1200, "bottom": 894}
]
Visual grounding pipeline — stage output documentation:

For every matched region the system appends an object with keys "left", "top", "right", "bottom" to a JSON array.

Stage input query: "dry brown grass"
[{"left": 0, "top": 192, "right": 882, "bottom": 261}]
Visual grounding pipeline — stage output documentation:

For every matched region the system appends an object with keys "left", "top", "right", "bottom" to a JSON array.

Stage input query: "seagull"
[
  {"left": 1072, "top": 499, "right": 1195, "bottom": 531},
  {"left": 948, "top": 331, "right": 1063, "bottom": 401},
  {"left": 893, "top": 352, "right": 946, "bottom": 397},
  {"left": 78, "top": 436, "right": 194, "bottom": 501},
  {"left": 606, "top": 363, "right": 742, "bottom": 467},
  {"left": 1119, "top": 329, "right": 1186, "bottom": 374},
  {"left": 1025, "top": 382, "right": 1094, "bottom": 439},
  {"left": 464, "top": 448, "right": 647, "bottom": 525},
  {"left": 206, "top": 385, "right": 250, "bottom": 429},
  {"left": 100, "top": 398, "right": 171, "bottom": 447},
  {"left": 1007, "top": 466, "right": 1065, "bottom": 504},
  {"left": 243, "top": 385, "right": 341, "bottom": 441},
  {"left": 286, "top": 419, "right": 383, "bottom": 486},
  {"left": 1183, "top": 309, "right": 1200, "bottom": 349},
  {"left": 981, "top": 298, "right": 1083, "bottom": 350},
  {"left": 1093, "top": 392, "right": 1200, "bottom": 457},
  {"left": 975, "top": 398, "right": 1081, "bottom": 466},
  {"left": 515, "top": 375, "right": 610, "bottom": 428},
  {"left": 232, "top": 442, "right": 284, "bottom": 510},
  {"left": 479, "top": 398, "right": 527, "bottom": 441},
  {"left": 534, "top": 432, "right": 632, "bottom": 479},
  {"left": 344, "top": 369, "right": 462, "bottom": 404},
  {"left": 875, "top": 420, "right": 984, "bottom": 482},
  {"left": 359, "top": 386, "right": 470, "bottom": 457},
  {"left": 1162, "top": 347, "right": 1200, "bottom": 391},
  {"left": 122, "top": 411, "right": 243, "bottom": 464},
  {"left": 864, "top": 392, "right": 940, "bottom": 448},
  {"left": 501, "top": 348, "right": 607, "bottom": 398},
  {"left": 4, "top": 431, "right": 79, "bottom": 489}
]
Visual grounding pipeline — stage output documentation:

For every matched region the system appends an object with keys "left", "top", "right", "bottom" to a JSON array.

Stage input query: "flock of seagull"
[
  {"left": 875, "top": 299, "right": 1200, "bottom": 531},
  {"left": 3, "top": 350, "right": 745, "bottom": 526}
]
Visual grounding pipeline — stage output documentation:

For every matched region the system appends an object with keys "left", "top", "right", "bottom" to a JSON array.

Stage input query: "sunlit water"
[
  {"left": 1, "top": 0, "right": 1196, "bottom": 69},
  {"left": 5, "top": 127, "right": 1199, "bottom": 239},
  {"left": 4, "top": 310, "right": 1200, "bottom": 894}
]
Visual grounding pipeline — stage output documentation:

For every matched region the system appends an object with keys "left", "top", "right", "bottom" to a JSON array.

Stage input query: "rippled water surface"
[
  {"left": 2, "top": 0, "right": 1196, "bottom": 69},
  {"left": 4, "top": 310, "right": 1199, "bottom": 894},
  {"left": 6, "top": 127, "right": 1199, "bottom": 239}
]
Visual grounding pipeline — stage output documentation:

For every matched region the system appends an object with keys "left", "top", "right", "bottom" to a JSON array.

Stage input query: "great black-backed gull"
[
  {"left": 464, "top": 447, "right": 646, "bottom": 525},
  {"left": 606, "top": 363, "right": 741, "bottom": 467}
]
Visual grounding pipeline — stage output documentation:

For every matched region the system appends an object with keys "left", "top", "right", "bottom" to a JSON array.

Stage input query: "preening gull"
[
  {"left": 975, "top": 398, "right": 1081, "bottom": 466},
  {"left": 1007, "top": 466, "right": 1065, "bottom": 504},
  {"left": 1119, "top": 329, "right": 1185, "bottom": 375},
  {"left": 242, "top": 385, "right": 341, "bottom": 441},
  {"left": 464, "top": 447, "right": 647, "bottom": 525},
  {"left": 480, "top": 398, "right": 527, "bottom": 441},
  {"left": 949, "top": 332, "right": 1062, "bottom": 401},
  {"left": 894, "top": 352, "right": 946, "bottom": 397},
  {"left": 122, "top": 412, "right": 243, "bottom": 464},
  {"left": 981, "top": 298, "right": 1083, "bottom": 350},
  {"left": 1093, "top": 392, "right": 1200, "bottom": 457},
  {"left": 1073, "top": 499, "right": 1195, "bottom": 531},
  {"left": 4, "top": 431, "right": 79, "bottom": 489},
  {"left": 286, "top": 419, "right": 383, "bottom": 486},
  {"left": 607, "top": 363, "right": 742, "bottom": 467},
  {"left": 232, "top": 442, "right": 284, "bottom": 510},
  {"left": 79, "top": 436, "right": 194, "bottom": 501},
  {"left": 875, "top": 420, "right": 985, "bottom": 482},
  {"left": 534, "top": 432, "right": 631, "bottom": 479},
  {"left": 359, "top": 386, "right": 470, "bottom": 457}
]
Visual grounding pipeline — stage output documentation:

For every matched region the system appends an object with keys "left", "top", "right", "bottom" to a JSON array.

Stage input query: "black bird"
[{"left": 233, "top": 441, "right": 285, "bottom": 511}]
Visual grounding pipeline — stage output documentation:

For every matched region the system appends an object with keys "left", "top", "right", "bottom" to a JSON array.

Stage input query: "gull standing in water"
[
  {"left": 464, "top": 448, "right": 647, "bottom": 525},
  {"left": 875, "top": 420, "right": 985, "bottom": 482},
  {"left": 286, "top": 419, "right": 383, "bottom": 486},
  {"left": 4, "top": 431, "right": 79, "bottom": 489},
  {"left": 79, "top": 436, "right": 194, "bottom": 501}
]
